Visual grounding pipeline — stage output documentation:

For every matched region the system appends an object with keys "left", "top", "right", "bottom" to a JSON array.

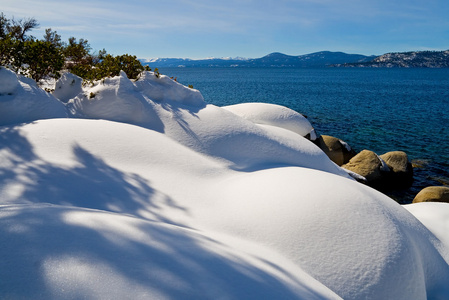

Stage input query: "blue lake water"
[{"left": 160, "top": 67, "right": 449, "bottom": 203}]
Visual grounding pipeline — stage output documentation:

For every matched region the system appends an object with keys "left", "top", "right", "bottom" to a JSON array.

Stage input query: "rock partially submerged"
[
  {"left": 413, "top": 186, "right": 449, "bottom": 203},
  {"left": 380, "top": 151, "right": 414, "bottom": 187},
  {"left": 342, "top": 150, "right": 413, "bottom": 192},
  {"left": 342, "top": 150, "right": 386, "bottom": 183},
  {"left": 317, "top": 135, "right": 356, "bottom": 166}
]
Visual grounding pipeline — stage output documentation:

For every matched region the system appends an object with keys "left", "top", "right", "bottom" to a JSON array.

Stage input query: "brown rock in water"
[
  {"left": 318, "top": 135, "right": 356, "bottom": 166},
  {"left": 380, "top": 151, "right": 413, "bottom": 188},
  {"left": 380, "top": 151, "right": 410, "bottom": 173},
  {"left": 342, "top": 150, "right": 386, "bottom": 183},
  {"left": 342, "top": 149, "right": 414, "bottom": 193},
  {"left": 413, "top": 186, "right": 449, "bottom": 203}
]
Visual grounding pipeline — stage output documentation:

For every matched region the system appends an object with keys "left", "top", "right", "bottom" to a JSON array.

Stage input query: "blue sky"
[{"left": 2, "top": 0, "right": 448, "bottom": 59}]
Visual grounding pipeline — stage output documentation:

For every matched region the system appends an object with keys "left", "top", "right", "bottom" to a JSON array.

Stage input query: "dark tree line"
[{"left": 0, "top": 13, "right": 151, "bottom": 82}]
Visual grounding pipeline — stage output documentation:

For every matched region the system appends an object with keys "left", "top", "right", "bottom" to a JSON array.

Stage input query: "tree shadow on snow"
[
  {"left": 160, "top": 101, "right": 204, "bottom": 139},
  {"left": 0, "top": 128, "right": 187, "bottom": 227},
  {"left": 0, "top": 124, "right": 328, "bottom": 299},
  {"left": 0, "top": 205, "right": 319, "bottom": 299}
]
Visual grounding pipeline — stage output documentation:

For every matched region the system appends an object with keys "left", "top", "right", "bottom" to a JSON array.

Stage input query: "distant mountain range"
[
  {"left": 141, "top": 51, "right": 375, "bottom": 68},
  {"left": 141, "top": 50, "right": 449, "bottom": 68},
  {"left": 334, "top": 50, "right": 449, "bottom": 68}
]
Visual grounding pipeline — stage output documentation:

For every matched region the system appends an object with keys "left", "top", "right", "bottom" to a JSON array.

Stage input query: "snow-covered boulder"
[
  {"left": 68, "top": 71, "right": 164, "bottom": 131},
  {"left": 211, "top": 167, "right": 449, "bottom": 300},
  {"left": 151, "top": 102, "right": 348, "bottom": 174},
  {"left": 0, "top": 66, "right": 20, "bottom": 94},
  {"left": 0, "top": 67, "right": 67, "bottom": 126},
  {"left": 223, "top": 102, "right": 317, "bottom": 140},
  {"left": 1, "top": 119, "right": 448, "bottom": 300},
  {"left": 405, "top": 202, "right": 449, "bottom": 254},
  {"left": 66, "top": 70, "right": 346, "bottom": 175},
  {"left": 0, "top": 204, "right": 339, "bottom": 300},
  {"left": 52, "top": 72, "right": 83, "bottom": 103},
  {"left": 1, "top": 69, "right": 449, "bottom": 299},
  {"left": 134, "top": 71, "right": 205, "bottom": 107}
]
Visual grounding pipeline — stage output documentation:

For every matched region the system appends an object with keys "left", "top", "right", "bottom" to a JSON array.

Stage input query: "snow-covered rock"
[
  {"left": 1, "top": 69, "right": 449, "bottom": 299},
  {"left": 0, "top": 68, "right": 67, "bottom": 126},
  {"left": 0, "top": 204, "right": 339, "bottom": 300},
  {"left": 0, "top": 66, "right": 19, "bottom": 94},
  {"left": 405, "top": 202, "right": 449, "bottom": 259},
  {"left": 67, "top": 71, "right": 164, "bottom": 131},
  {"left": 152, "top": 102, "right": 347, "bottom": 174},
  {"left": 52, "top": 72, "right": 83, "bottom": 103},
  {"left": 1, "top": 118, "right": 449, "bottom": 299},
  {"left": 134, "top": 71, "right": 205, "bottom": 107},
  {"left": 223, "top": 102, "right": 317, "bottom": 140},
  {"left": 63, "top": 71, "right": 346, "bottom": 175}
]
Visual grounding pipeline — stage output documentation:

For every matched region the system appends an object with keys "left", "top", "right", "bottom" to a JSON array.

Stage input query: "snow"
[
  {"left": 1, "top": 68, "right": 449, "bottom": 299},
  {"left": 0, "top": 66, "right": 19, "bottom": 94},
  {"left": 0, "top": 67, "right": 67, "bottom": 126},
  {"left": 133, "top": 71, "right": 204, "bottom": 106},
  {"left": 53, "top": 72, "right": 83, "bottom": 103},
  {"left": 404, "top": 202, "right": 449, "bottom": 260},
  {"left": 0, "top": 204, "right": 338, "bottom": 300},
  {"left": 376, "top": 153, "right": 391, "bottom": 172},
  {"left": 223, "top": 102, "right": 317, "bottom": 140},
  {"left": 339, "top": 139, "right": 352, "bottom": 152}
]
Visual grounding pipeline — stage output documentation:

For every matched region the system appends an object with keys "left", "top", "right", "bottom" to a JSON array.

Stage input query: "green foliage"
[
  {"left": 1, "top": 13, "right": 63, "bottom": 81},
  {"left": 0, "top": 33, "right": 22, "bottom": 69},
  {"left": 0, "top": 13, "right": 9, "bottom": 38},
  {"left": 63, "top": 37, "right": 94, "bottom": 79},
  {"left": 0, "top": 12, "right": 163, "bottom": 83},
  {"left": 22, "top": 40, "right": 64, "bottom": 81},
  {"left": 89, "top": 54, "right": 146, "bottom": 80},
  {"left": 154, "top": 67, "right": 160, "bottom": 78},
  {"left": 5, "top": 15, "right": 38, "bottom": 41},
  {"left": 43, "top": 28, "right": 63, "bottom": 48}
]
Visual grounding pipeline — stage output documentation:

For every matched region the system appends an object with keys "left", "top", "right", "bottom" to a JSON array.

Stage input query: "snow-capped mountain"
[
  {"left": 334, "top": 50, "right": 449, "bottom": 68},
  {"left": 141, "top": 51, "right": 376, "bottom": 68}
]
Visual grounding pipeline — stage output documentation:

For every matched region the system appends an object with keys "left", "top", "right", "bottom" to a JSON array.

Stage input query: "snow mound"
[
  {"left": 0, "top": 66, "right": 19, "bottom": 94},
  {"left": 0, "top": 68, "right": 67, "bottom": 126},
  {"left": 134, "top": 71, "right": 205, "bottom": 106},
  {"left": 0, "top": 204, "right": 339, "bottom": 300},
  {"left": 152, "top": 102, "right": 348, "bottom": 174},
  {"left": 223, "top": 102, "right": 317, "bottom": 140},
  {"left": 62, "top": 71, "right": 345, "bottom": 175},
  {"left": 1, "top": 118, "right": 448, "bottom": 299},
  {"left": 211, "top": 167, "right": 449, "bottom": 299},
  {"left": 67, "top": 71, "right": 163, "bottom": 131},
  {"left": 405, "top": 202, "right": 449, "bottom": 261},
  {"left": 52, "top": 72, "right": 83, "bottom": 103},
  {"left": 68, "top": 71, "right": 204, "bottom": 124},
  {"left": 1, "top": 70, "right": 449, "bottom": 299}
]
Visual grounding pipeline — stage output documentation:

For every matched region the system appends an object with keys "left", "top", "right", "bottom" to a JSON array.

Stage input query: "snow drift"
[
  {"left": 1, "top": 69, "right": 448, "bottom": 300},
  {"left": 223, "top": 102, "right": 317, "bottom": 140},
  {"left": 0, "top": 67, "right": 67, "bottom": 126}
]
